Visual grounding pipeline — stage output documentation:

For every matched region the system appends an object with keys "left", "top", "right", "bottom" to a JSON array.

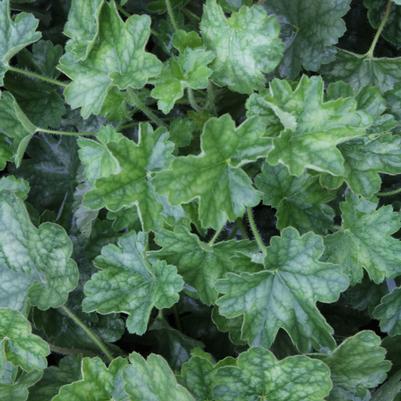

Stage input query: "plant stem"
[
  {"left": 9, "top": 66, "right": 68, "bottom": 88},
  {"left": 246, "top": 208, "right": 267, "bottom": 256},
  {"left": 59, "top": 305, "right": 114, "bottom": 363},
  {"left": 209, "top": 226, "right": 224, "bottom": 246},
  {"left": 128, "top": 90, "right": 166, "bottom": 127},
  {"left": 366, "top": 0, "right": 392, "bottom": 58},
  {"left": 183, "top": 8, "right": 200, "bottom": 22},
  {"left": 49, "top": 343, "right": 98, "bottom": 357},
  {"left": 378, "top": 186, "right": 401, "bottom": 197},
  {"left": 165, "top": 0, "right": 179, "bottom": 31},
  {"left": 206, "top": 81, "right": 217, "bottom": 114},
  {"left": 187, "top": 88, "right": 202, "bottom": 112},
  {"left": 37, "top": 127, "right": 96, "bottom": 137},
  {"left": 117, "top": 4, "right": 130, "bottom": 18}
]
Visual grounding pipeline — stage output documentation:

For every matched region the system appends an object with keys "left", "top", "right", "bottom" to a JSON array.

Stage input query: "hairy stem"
[
  {"left": 246, "top": 208, "right": 267, "bottom": 256},
  {"left": 187, "top": 88, "right": 202, "bottom": 112},
  {"left": 59, "top": 305, "right": 114, "bottom": 363},
  {"left": 378, "top": 186, "right": 401, "bottom": 197},
  {"left": 128, "top": 90, "right": 166, "bottom": 127},
  {"left": 208, "top": 226, "right": 224, "bottom": 246},
  {"left": 366, "top": 0, "right": 392, "bottom": 58},
  {"left": 37, "top": 127, "right": 96, "bottom": 137},
  {"left": 165, "top": 0, "right": 179, "bottom": 31},
  {"left": 9, "top": 66, "right": 68, "bottom": 88}
]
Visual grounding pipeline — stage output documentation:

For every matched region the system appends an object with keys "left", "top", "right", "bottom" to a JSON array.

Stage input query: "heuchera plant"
[{"left": 1, "top": 0, "right": 401, "bottom": 400}]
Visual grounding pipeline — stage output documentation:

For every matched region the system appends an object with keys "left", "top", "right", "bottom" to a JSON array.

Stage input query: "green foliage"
[{"left": 0, "top": 0, "right": 400, "bottom": 399}]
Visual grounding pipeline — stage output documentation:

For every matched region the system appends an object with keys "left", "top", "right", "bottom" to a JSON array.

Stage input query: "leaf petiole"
[
  {"left": 165, "top": 0, "right": 179, "bottom": 31},
  {"left": 378, "top": 186, "right": 401, "bottom": 197},
  {"left": 246, "top": 208, "right": 267, "bottom": 256},
  {"left": 365, "top": 0, "right": 392, "bottom": 58},
  {"left": 8, "top": 66, "right": 68, "bottom": 88},
  {"left": 128, "top": 89, "right": 166, "bottom": 127},
  {"left": 187, "top": 88, "right": 203, "bottom": 112},
  {"left": 208, "top": 226, "right": 224, "bottom": 245},
  {"left": 59, "top": 305, "right": 114, "bottom": 363},
  {"left": 36, "top": 127, "right": 97, "bottom": 137}
]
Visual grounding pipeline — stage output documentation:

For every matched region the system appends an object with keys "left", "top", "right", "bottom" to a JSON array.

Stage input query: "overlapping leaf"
[
  {"left": 316, "top": 331, "right": 391, "bottom": 401},
  {"left": 324, "top": 194, "right": 401, "bottom": 284},
  {"left": 374, "top": 287, "right": 401, "bottom": 336},
  {"left": 0, "top": 308, "right": 49, "bottom": 372},
  {"left": 52, "top": 357, "right": 127, "bottom": 401},
  {"left": 83, "top": 123, "right": 176, "bottom": 231},
  {"left": 153, "top": 225, "right": 259, "bottom": 304},
  {"left": 58, "top": 1, "right": 162, "bottom": 118},
  {"left": 256, "top": 162, "right": 336, "bottom": 234},
  {"left": 0, "top": 191, "right": 78, "bottom": 311},
  {"left": 212, "top": 347, "right": 332, "bottom": 401},
  {"left": 83, "top": 231, "right": 184, "bottom": 334},
  {"left": 200, "top": 0, "right": 284, "bottom": 94},
  {"left": 247, "top": 75, "right": 371, "bottom": 176},
  {"left": 0, "top": 0, "right": 41, "bottom": 85},
  {"left": 264, "top": 0, "right": 351, "bottom": 78},
  {"left": 124, "top": 352, "right": 195, "bottom": 401},
  {"left": 216, "top": 227, "right": 349, "bottom": 351},
  {"left": 154, "top": 114, "right": 269, "bottom": 229}
]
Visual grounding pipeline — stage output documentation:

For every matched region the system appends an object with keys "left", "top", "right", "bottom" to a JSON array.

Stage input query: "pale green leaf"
[
  {"left": 264, "top": 0, "right": 351, "bottom": 78},
  {"left": 123, "top": 352, "right": 195, "bottom": 401},
  {"left": 154, "top": 114, "right": 270, "bottom": 229},
  {"left": 82, "top": 232, "right": 184, "bottom": 334},
  {"left": 84, "top": 123, "right": 175, "bottom": 231},
  {"left": 324, "top": 194, "right": 401, "bottom": 285},
  {"left": 0, "top": 175, "right": 29, "bottom": 199},
  {"left": 0, "top": 308, "right": 49, "bottom": 372},
  {"left": 0, "top": 91, "right": 37, "bottom": 168},
  {"left": 0, "top": 0, "right": 41, "bottom": 85},
  {"left": 200, "top": 0, "right": 284, "bottom": 94},
  {"left": 52, "top": 357, "right": 127, "bottom": 401},
  {"left": 216, "top": 227, "right": 349, "bottom": 352},
  {"left": 374, "top": 287, "right": 401, "bottom": 336},
  {"left": 77, "top": 126, "right": 123, "bottom": 184},
  {"left": 153, "top": 225, "right": 259, "bottom": 304},
  {"left": 58, "top": 2, "right": 162, "bottom": 118},
  {"left": 316, "top": 331, "right": 391, "bottom": 401},
  {"left": 0, "top": 192, "right": 79, "bottom": 311},
  {"left": 256, "top": 162, "right": 336, "bottom": 234},
  {"left": 63, "top": 0, "right": 104, "bottom": 61},
  {"left": 151, "top": 48, "right": 214, "bottom": 114},
  {"left": 212, "top": 347, "right": 332, "bottom": 401},
  {"left": 249, "top": 75, "right": 371, "bottom": 176}
]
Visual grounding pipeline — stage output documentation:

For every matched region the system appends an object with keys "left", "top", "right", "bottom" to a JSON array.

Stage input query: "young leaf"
[
  {"left": 153, "top": 225, "right": 259, "bottom": 304},
  {"left": 151, "top": 47, "right": 215, "bottom": 114},
  {"left": 216, "top": 227, "right": 349, "bottom": 352},
  {"left": 84, "top": 123, "right": 175, "bottom": 231},
  {"left": 324, "top": 194, "right": 401, "bottom": 285},
  {"left": 256, "top": 162, "right": 336, "bottom": 234},
  {"left": 0, "top": 192, "right": 79, "bottom": 311},
  {"left": 211, "top": 347, "right": 332, "bottom": 401},
  {"left": 123, "top": 352, "right": 195, "bottom": 401},
  {"left": 82, "top": 231, "right": 184, "bottom": 335},
  {"left": 58, "top": 1, "right": 162, "bottom": 118},
  {"left": 154, "top": 114, "right": 270, "bottom": 229},
  {"left": 0, "top": 0, "right": 41, "bottom": 85},
  {"left": 0, "top": 308, "right": 49, "bottom": 372},
  {"left": 0, "top": 91, "right": 37, "bottom": 168},
  {"left": 77, "top": 126, "right": 123, "bottom": 184},
  {"left": 200, "top": 0, "right": 284, "bottom": 94},
  {"left": 315, "top": 331, "right": 391, "bottom": 401},
  {"left": 52, "top": 357, "right": 128, "bottom": 401},
  {"left": 264, "top": 0, "right": 351, "bottom": 78},
  {"left": 373, "top": 287, "right": 401, "bottom": 336},
  {"left": 248, "top": 75, "right": 371, "bottom": 176},
  {"left": 63, "top": 0, "right": 104, "bottom": 61}
]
